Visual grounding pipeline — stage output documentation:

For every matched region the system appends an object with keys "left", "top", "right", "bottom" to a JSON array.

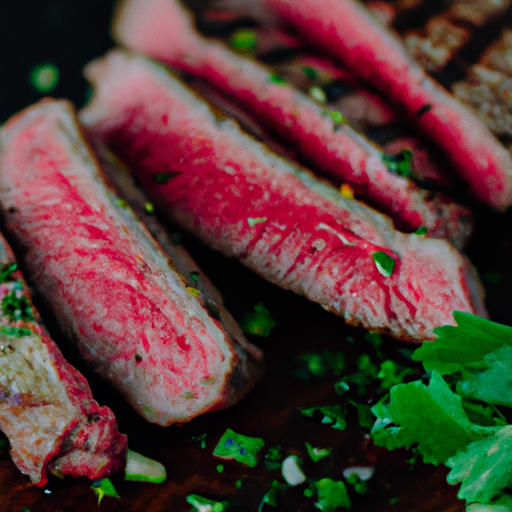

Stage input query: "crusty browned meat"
[
  {"left": 81, "top": 50, "right": 487, "bottom": 342},
  {"left": 0, "top": 99, "right": 263, "bottom": 427},
  {"left": 453, "top": 30, "right": 512, "bottom": 138},
  {"left": 0, "top": 235, "right": 126, "bottom": 485},
  {"left": 113, "top": 0, "right": 473, "bottom": 248}
]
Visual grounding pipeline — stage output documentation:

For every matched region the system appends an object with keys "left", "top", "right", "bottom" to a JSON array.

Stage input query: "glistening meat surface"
[
  {"left": 113, "top": 0, "right": 472, "bottom": 248},
  {"left": 0, "top": 235, "right": 126, "bottom": 486},
  {"left": 0, "top": 99, "right": 263, "bottom": 427},
  {"left": 81, "top": 50, "right": 487, "bottom": 342}
]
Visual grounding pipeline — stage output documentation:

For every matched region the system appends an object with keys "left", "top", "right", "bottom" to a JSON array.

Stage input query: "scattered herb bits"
[
  {"left": 239, "top": 303, "right": 276, "bottom": 337},
  {"left": 247, "top": 216, "right": 267, "bottom": 227},
  {"left": 414, "top": 226, "right": 428, "bottom": 236},
  {"left": 30, "top": 63, "right": 59, "bottom": 93},
  {"left": 213, "top": 429, "right": 265, "bottom": 467},
  {"left": 230, "top": 28, "right": 257, "bottom": 53},
  {"left": 301, "top": 405, "right": 347, "bottom": 430},
  {"left": 186, "top": 494, "right": 228, "bottom": 512},
  {"left": 90, "top": 478, "right": 120, "bottom": 505},
  {"left": 382, "top": 149, "right": 414, "bottom": 178},
  {"left": 372, "top": 251, "right": 396, "bottom": 277}
]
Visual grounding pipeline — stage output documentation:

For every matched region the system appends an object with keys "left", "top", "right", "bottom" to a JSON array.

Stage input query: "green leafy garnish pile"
[{"left": 371, "top": 312, "right": 512, "bottom": 507}]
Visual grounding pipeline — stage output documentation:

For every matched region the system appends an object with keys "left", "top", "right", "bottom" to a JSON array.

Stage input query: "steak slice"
[
  {"left": 262, "top": 0, "right": 512, "bottom": 210},
  {"left": 0, "top": 99, "right": 263, "bottom": 427},
  {"left": 0, "top": 235, "right": 126, "bottom": 485},
  {"left": 81, "top": 50, "right": 487, "bottom": 342},
  {"left": 112, "top": 0, "right": 472, "bottom": 248}
]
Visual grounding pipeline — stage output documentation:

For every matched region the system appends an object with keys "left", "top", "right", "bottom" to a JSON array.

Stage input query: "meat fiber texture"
[
  {"left": 0, "top": 234, "right": 126, "bottom": 485},
  {"left": 80, "top": 50, "right": 487, "bottom": 342},
  {"left": 112, "top": 0, "right": 473, "bottom": 249},
  {"left": 263, "top": 0, "right": 512, "bottom": 210},
  {"left": 0, "top": 99, "right": 263, "bottom": 427}
]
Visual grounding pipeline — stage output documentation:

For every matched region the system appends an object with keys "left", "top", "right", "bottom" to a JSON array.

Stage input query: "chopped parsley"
[
  {"left": 372, "top": 251, "right": 395, "bottom": 277},
  {"left": 30, "top": 63, "right": 59, "bottom": 93},
  {"left": 302, "top": 66, "right": 319, "bottom": 80},
  {"left": 247, "top": 216, "right": 267, "bottom": 227},
  {"left": 309, "top": 85, "right": 327, "bottom": 104},
  {"left": 144, "top": 201, "right": 155, "bottom": 215},
  {"left": 0, "top": 262, "right": 17, "bottom": 283},
  {"left": 151, "top": 171, "right": 182, "bottom": 184},
  {"left": 301, "top": 405, "right": 347, "bottom": 430},
  {"left": 264, "top": 445, "right": 283, "bottom": 471},
  {"left": 186, "top": 494, "right": 228, "bottom": 512},
  {"left": 192, "top": 433, "right": 207, "bottom": 449},
  {"left": 382, "top": 149, "right": 414, "bottom": 178},
  {"left": 329, "top": 110, "right": 347, "bottom": 126},
  {"left": 1, "top": 286, "right": 34, "bottom": 322},
  {"left": 314, "top": 479, "right": 351, "bottom": 511},
  {"left": 258, "top": 480, "right": 286, "bottom": 511},
  {"left": 213, "top": 429, "right": 265, "bottom": 468},
  {"left": 305, "top": 442, "right": 331, "bottom": 462},
  {"left": 190, "top": 270, "right": 200, "bottom": 283},
  {"left": 230, "top": 28, "right": 257, "bottom": 53},
  {"left": 239, "top": 303, "right": 276, "bottom": 337},
  {"left": 90, "top": 478, "right": 120, "bottom": 505},
  {"left": 269, "top": 74, "right": 287, "bottom": 85},
  {"left": 0, "top": 326, "right": 33, "bottom": 338},
  {"left": 414, "top": 226, "right": 428, "bottom": 236},
  {"left": 292, "top": 350, "right": 346, "bottom": 380}
]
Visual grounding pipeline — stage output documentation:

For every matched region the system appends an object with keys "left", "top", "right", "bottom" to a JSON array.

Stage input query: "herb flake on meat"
[{"left": 213, "top": 429, "right": 265, "bottom": 467}]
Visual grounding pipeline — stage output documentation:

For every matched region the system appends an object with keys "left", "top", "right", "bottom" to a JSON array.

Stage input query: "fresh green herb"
[
  {"left": 292, "top": 350, "right": 346, "bottom": 380},
  {"left": 239, "top": 303, "right": 276, "bottom": 337},
  {"left": 0, "top": 262, "right": 17, "bottom": 283},
  {"left": 302, "top": 66, "right": 319, "bottom": 80},
  {"left": 309, "top": 86, "right": 327, "bottom": 104},
  {"left": 247, "top": 217, "right": 267, "bottom": 227},
  {"left": 264, "top": 445, "right": 283, "bottom": 471},
  {"left": 216, "top": 464, "right": 224, "bottom": 473},
  {"left": 151, "top": 171, "right": 182, "bottom": 184},
  {"left": 372, "top": 251, "right": 395, "bottom": 277},
  {"left": 365, "top": 331, "right": 384, "bottom": 360},
  {"left": 314, "top": 479, "right": 351, "bottom": 511},
  {"left": 329, "top": 110, "right": 347, "bottom": 126},
  {"left": 235, "top": 480, "right": 243, "bottom": 489},
  {"left": 377, "top": 360, "right": 416, "bottom": 392},
  {"left": 349, "top": 401, "right": 375, "bottom": 429},
  {"left": 192, "top": 433, "right": 207, "bottom": 449},
  {"left": 301, "top": 405, "right": 347, "bottom": 430},
  {"left": 2, "top": 287, "right": 34, "bottom": 322},
  {"left": 90, "top": 478, "right": 120, "bottom": 505},
  {"left": 230, "top": 29, "right": 257, "bottom": 53},
  {"left": 414, "top": 226, "right": 428, "bottom": 236},
  {"left": 269, "top": 74, "right": 287, "bottom": 85},
  {"left": 382, "top": 149, "right": 414, "bottom": 178},
  {"left": 345, "top": 472, "right": 369, "bottom": 495},
  {"left": 124, "top": 449, "right": 166, "bottom": 483},
  {"left": 144, "top": 201, "right": 155, "bottom": 215},
  {"left": 186, "top": 494, "right": 228, "bottom": 512},
  {"left": 116, "top": 199, "right": 129, "bottom": 208},
  {"left": 190, "top": 270, "right": 200, "bottom": 283},
  {"left": 258, "top": 480, "right": 286, "bottom": 511},
  {"left": 30, "top": 63, "right": 59, "bottom": 93},
  {"left": 305, "top": 442, "right": 331, "bottom": 462},
  {"left": 213, "top": 429, "right": 265, "bottom": 468},
  {"left": 0, "top": 326, "right": 33, "bottom": 338}
]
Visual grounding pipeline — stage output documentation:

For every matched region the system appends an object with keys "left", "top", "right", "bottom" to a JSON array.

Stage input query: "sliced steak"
[
  {"left": 262, "top": 0, "right": 512, "bottom": 210},
  {"left": 0, "top": 99, "right": 263, "bottom": 427},
  {"left": 0, "top": 236, "right": 126, "bottom": 485},
  {"left": 81, "top": 50, "right": 487, "bottom": 342},
  {"left": 113, "top": 0, "right": 472, "bottom": 248}
]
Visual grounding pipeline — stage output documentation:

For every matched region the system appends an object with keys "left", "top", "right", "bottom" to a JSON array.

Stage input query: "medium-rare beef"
[
  {"left": 0, "top": 99, "right": 263, "bottom": 427},
  {"left": 261, "top": 0, "right": 512, "bottom": 210},
  {"left": 0, "top": 234, "right": 126, "bottom": 485},
  {"left": 81, "top": 50, "right": 487, "bottom": 342},
  {"left": 113, "top": 0, "right": 472, "bottom": 249}
]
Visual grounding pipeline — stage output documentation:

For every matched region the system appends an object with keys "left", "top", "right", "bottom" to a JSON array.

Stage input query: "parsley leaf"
[
  {"left": 314, "top": 479, "right": 351, "bottom": 511},
  {"left": 187, "top": 494, "right": 228, "bottom": 512},
  {"left": 213, "top": 429, "right": 264, "bottom": 467},
  {"left": 90, "top": 478, "right": 120, "bottom": 505},
  {"left": 382, "top": 149, "right": 413, "bottom": 178},
  {"left": 301, "top": 405, "right": 347, "bottom": 430},
  {"left": 239, "top": 303, "right": 276, "bottom": 337},
  {"left": 372, "top": 251, "right": 395, "bottom": 277},
  {"left": 1, "top": 286, "right": 34, "bottom": 322},
  {"left": 0, "top": 262, "right": 17, "bottom": 283}
]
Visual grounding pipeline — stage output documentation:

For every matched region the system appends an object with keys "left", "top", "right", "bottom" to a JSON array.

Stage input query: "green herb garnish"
[
  {"left": 258, "top": 480, "right": 286, "bottom": 511},
  {"left": 230, "top": 29, "right": 257, "bottom": 53},
  {"left": 0, "top": 262, "right": 17, "bottom": 283},
  {"left": 30, "top": 63, "right": 59, "bottom": 93},
  {"left": 0, "top": 326, "right": 33, "bottom": 338},
  {"left": 414, "top": 226, "right": 428, "bottom": 236},
  {"left": 213, "top": 429, "right": 265, "bottom": 468},
  {"left": 382, "top": 149, "right": 413, "bottom": 178},
  {"left": 90, "top": 478, "right": 120, "bottom": 505},
  {"left": 264, "top": 445, "right": 283, "bottom": 470},
  {"left": 239, "top": 303, "right": 276, "bottom": 337},
  {"left": 302, "top": 66, "right": 319, "bottom": 80},
  {"left": 372, "top": 251, "right": 395, "bottom": 277},
  {"left": 305, "top": 442, "right": 331, "bottom": 462},
  {"left": 151, "top": 171, "right": 182, "bottom": 184},
  {"left": 314, "top": 479, "right": 351, "bottom": 511},
  {"left": 2, "top": 286, "right": 34, "bottom": 322},
  {"left": 144, "top": 201, "right": 155, "bottom": 215},
  {"left": 186, "top": 494, "right": 228, "bottom": 512},
  {"left": 301, "top": 405, "right": 347, "bottom": 430},
  {"left": 247, "top": 217, "right": 267, "bottom": 227},
  {"left": 192, "top": 433, "right": 207, "bottom": 449},
  {"left": 269, "top": 74, "right": 287, "bottom": 85}
]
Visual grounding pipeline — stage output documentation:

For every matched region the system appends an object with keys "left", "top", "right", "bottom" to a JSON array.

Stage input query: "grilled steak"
[
  {"left": 113, "top": 0, "right": 472, "bottom": 248},
  {"left": 0, "top": 99, "right": 263, "bottom": 427},
  {"left": 81, "top": 50, "right": 487, "bottom": 342},
  {"left": 0, "top": 235, "right": 126, "bottom": 485},
  {"left": 262, "top": 0, "right": 512, "bottom": 210}
]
